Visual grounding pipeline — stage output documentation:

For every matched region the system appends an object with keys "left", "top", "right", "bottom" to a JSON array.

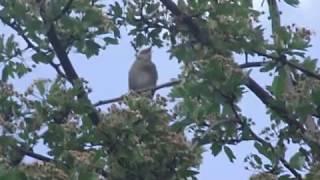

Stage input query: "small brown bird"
[{"left": 128, "top": 47, "right": 158, "bottom": 97}]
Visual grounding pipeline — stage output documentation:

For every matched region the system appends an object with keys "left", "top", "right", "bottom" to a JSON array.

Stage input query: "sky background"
[{"left": 1, "top": 0, "right": 320, "bottom": 179}]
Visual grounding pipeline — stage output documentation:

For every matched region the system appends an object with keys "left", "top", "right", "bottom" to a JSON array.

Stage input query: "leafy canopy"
[{"left": 0, "top": 0, "right": 320, "bottom": 180}]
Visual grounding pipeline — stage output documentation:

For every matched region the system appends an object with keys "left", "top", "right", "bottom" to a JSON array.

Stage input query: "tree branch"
[
  {"left": 0, "top": 16, "right": 69, "bottom": 80},
  {"left": 94, "top": 80, "right": 181, "bottom": 106},
  {"left": 49, "top": 62, "right": 67, "bottom": 78},
  {"left": 50, "top": 0, "right": 74, "bottom": 22},
  {"left": 159, "top": 0, "right": 306, "bottom": 133},
  {"left": 15, "top": 144, "right": 109, "bottom": 178},
  {"left": 93, "top": 61, "right": 281, "bottom": 107},
  {"left": 239, "top": 61, "right": 266, "bottom": 69},
  {"left": 45, "top": 24, "right": 100, "bottom": 125},
  {"left": 191, "top": 119, "right": 236, "bottom": 150},
  {"left": 160, "top": 0, "right": 211, "bottom": 45},
  {"left": 255, "top": 51, "right": 320, "bottom": 80},
  {"left": 36, "top": 1, "right": 101, "bottom": 126},
  {"left": 16, "top": 146, "right": 55, "bottom": 163},
  {"left": 230, "top": 103, "right": 302, "bottom": 180},
  {"left": 245, "top": 77, "right": 304, "bottom": 131}
]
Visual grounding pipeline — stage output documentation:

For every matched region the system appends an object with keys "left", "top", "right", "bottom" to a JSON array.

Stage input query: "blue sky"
[{"left": 1, "top": 0, "right": 320, "bottom": 179}]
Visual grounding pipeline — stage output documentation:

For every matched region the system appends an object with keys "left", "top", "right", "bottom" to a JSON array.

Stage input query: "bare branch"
[
  {"left": 94, "top": 80, "right": 180, "bottom": 106},
  {"left": 239, "top": 61, "right": 266, "bottom": 69},
  {"left": 17, "top": 146, "right": 55, "bottom": 163},
  {"left": 94, "top": 61, "right": 266, "bottom": 107}
]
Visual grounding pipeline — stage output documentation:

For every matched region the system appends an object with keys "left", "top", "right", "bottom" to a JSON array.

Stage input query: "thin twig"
[
  {"left": 49, "top": 62, "right": 67, "bottom": 78},
  {"left": 191, "top": 119, "right": 235, "bottom": 150},
  {"left": 94, "top": 61, "right": 266, "bottom": 107},
  {"left": 0, "top": 16, "right": 67, "bottom": 80},
  {"left": 94, "top": 80, "right": 181, "bottom": 106},
  {"left": 255, "top": 51, "right": 320, "bottom": 80},
  {"left": 15, "top": 145, "right": 109, "bottom": 178},
  {"left": 239, "top": 61, "right": 266, "bottom": 69}
]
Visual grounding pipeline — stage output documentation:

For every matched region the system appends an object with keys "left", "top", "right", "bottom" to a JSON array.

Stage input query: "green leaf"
[
  {"left": 277, "top": 27, "right": 291, "bottom": 45},
  {"left": 146, "top": 2, "right": 160, "bottom": 14},
  {"left": 85, "top": 40, "right": 101, "bottom": 58},
  {"left": 179, "top": 169, "right": 199, "bottom": 178},
  {"left": 170, "top": 119, "right": 192, "bottom": 132},
  {"left": 289, "top": 36, "right": 309, "bottom": 50},
  {"left": 224, "top": 146, "right": 236, "bottom": 162},
  {"left": 302, "top": 57, "right": 317, "bottom": 71},
  {"left": 113, "top": 27, "right": 121, "bottom": 38},
  {"left": 278, "top": 174, "right": 293, "bottom": 180},
  {"left": 0, "top": 168, "right": 27, "bottom": 180},
  {"left": 103, "top": 37, "right": 118, "bottom": 45},
  {"left": 289, "top": 152, "right": 305, "bottom": 170},
  {"left": 271, "top": 70, "right": 286, "bottom": 98},
  {"left": 35, "top": 80, "right": 46, "bottom": 96},
  {"left": 284, "top": 0, "right": 300, "bottom": 7},
  {"left": 211, "top": 143, "right": 222, "bottom": 156},
  {"left": 253, "top": 154, "right": 262, "bottom": 165},
  {"left": 83, "top": 8, "right": 104, "bottom": 26},
  {"left": 31, "top": 52, "right": 53, "bottom": 64},
  {"left": 15, "top": 63, "right": 31, "bottom": 78},
  {"left": 312, "top": 88, "right": 320, "bottom": 105},
  {"left": 172, "top": 46, "right": 193, "bottom": 62},
  {"left": 112, "top": 2, "right": 122, "bottom": 17},
  {"left": 254, "top": 142, "right": 273, "bottom": 160},
  {"left": 2, "top": 65, "right": 13, "bottom": 82},
  {"left": 78, "top": 166, "right": 98, "bottom": 180},
  {"left": 135, "top": 33, "right": 148, "bottom": 47},
  {"left": 5, "top": 35, "right": 15, "bottom": 56}
]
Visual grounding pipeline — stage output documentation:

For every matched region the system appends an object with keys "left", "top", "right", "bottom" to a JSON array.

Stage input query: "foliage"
[{"left": 0, "top": 0, "right": 319, "bottom": 179}]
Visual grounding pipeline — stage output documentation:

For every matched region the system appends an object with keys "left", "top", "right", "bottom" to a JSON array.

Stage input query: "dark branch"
[
  {"left": 36, "top": 0, "right": 101, "bottom": 127},
  {"left": 191, "top": 119, "right": 237, "bottom": 149},
  {"left": 0, "top": 16, "right": 69, "bottom": 80},
  {"left": 17, "top": 146, "right": 54, "bottom": 163},
  {"left": 0, "top": 16, "right": 39, "bottom": 51},
  {"left": 50, "top": 0, "right": 74, "bottom": 22},
  {"left": 49, "top": 62, "right": 67, "bottom": 78},
  {"left": 230, "top": 103, "right": 302, "bottom": 180},
  {"left": 160, "top": 0, "right": 211, "bottom": 45},
  {"left": 239, "top": 61, "right": 266, "bottom": 69},
  {"left": 45, "top": 24, "right": 100, "bottom": 125},
  {"left": 15, "top": 145, "right": 108, "bottom": 178},
  {"left": 93, "top": 61, "right": 281, "bottom": 107},
  {"left": 94, "top": 80, "right": 181, "bottom": 106},
  {"left": 46, "top": 26, "right": 78, "bottom": 83},
  {"left": 159, "top": 0, "right": 306, "bottom": 133},
  {"left": 246, "top": 77, "right": 304, "bottom": 131},
  {"left": 255, "top": 51, "right": 320, "bottom": 80}
]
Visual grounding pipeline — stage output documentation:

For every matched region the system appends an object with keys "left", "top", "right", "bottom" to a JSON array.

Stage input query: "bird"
[{"left": 128, "top": 47, "right": 158, "bottom": 97}]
